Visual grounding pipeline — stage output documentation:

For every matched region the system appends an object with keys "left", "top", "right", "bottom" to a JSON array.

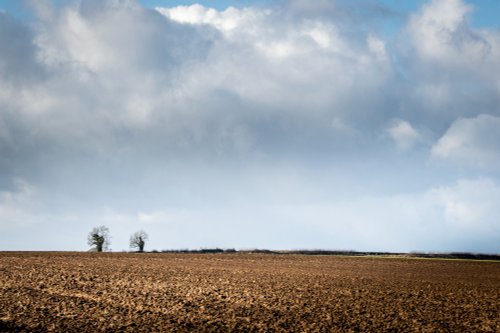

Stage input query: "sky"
[{"left": 0, "top": 0, "right": 499, "bottom": 253}]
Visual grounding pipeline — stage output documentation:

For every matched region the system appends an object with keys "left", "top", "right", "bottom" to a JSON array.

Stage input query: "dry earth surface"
[{"left": 0, "top": 252, "right": 498, "bottom": 332}]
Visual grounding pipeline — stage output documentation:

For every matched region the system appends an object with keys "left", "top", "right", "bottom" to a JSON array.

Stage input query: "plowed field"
[{"left": 0, "top": 252, "right": 498, "bottom": 332}]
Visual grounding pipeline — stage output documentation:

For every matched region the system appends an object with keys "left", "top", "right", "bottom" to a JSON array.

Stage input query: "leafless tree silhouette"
[
  {"left": 87, "top": 226, "right": 110, "bottom": 252},
  {"left": 130, "top": 230, "right": 148, "bottom": 252}
]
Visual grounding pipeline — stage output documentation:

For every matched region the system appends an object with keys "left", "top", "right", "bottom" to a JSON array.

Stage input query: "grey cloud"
[
  {"left": 1, "top": 1, "right": 497, "bottom": 155},
  {"left": 0, "top": 12, "right": 44, "bottom": 82},
  {"left": 4, "top": 0, "right": 498, "bottom": 159}
]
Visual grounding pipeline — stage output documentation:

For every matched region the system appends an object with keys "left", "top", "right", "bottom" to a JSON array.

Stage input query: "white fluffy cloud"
[
  {"left": 432, "top": 114, "right": 500, "bottom": 168},
  {"left": 408, "top": 0, "right": 500, "bottom": 117},
  {"left": 408, "top": 0, "right": 475, "bottom": 63},
  {"left": 408, "top": 0, "right": 500, "bottom": 75},
  {"left": 156, "top": 4, "right": 261, "bottom": 32},
  {"left": 387, "top": 119, "right": 422, "bottom": 150}
]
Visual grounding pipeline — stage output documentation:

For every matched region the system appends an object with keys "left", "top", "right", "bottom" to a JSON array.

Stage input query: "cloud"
[
  {"left": 156, "top": 3, "right": 392, "bottom": 123},
  {"left": 0, "top": 0, "right": 401, "bottom": 165},
  {"left": 407, "top": 0, "right": 500, "bottom": 76},
  {"left": 432, "top": 114, "right": 500, "bottom": 168},
  {"left": 407, "top": 0, "right": 500, "bottom": 122},
  {"left": 0, "top": 0, "right": 213, "bottom": 148},
  {"left": 387, "top": 119, "right": 421, "bottom": 150},
  {"left": 155, "top": 4, "right": 260, "bottom": 32},
  {"left": 1, "top": 0, "right": 498, "bottom": 158},
  {"left": 408, "top": 0, "right": 476, "bottom": 63}
]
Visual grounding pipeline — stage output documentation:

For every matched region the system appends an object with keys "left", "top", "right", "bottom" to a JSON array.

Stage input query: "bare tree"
[
  {"left": 130, "top": 230, "right": 148, "bottom": 252},
  {"left": 87, "top": 226, "right": 110, "bottom": 252}
]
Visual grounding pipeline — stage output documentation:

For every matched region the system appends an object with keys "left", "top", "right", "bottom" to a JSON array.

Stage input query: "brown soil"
[{"left": 0, "top": 252, "right": 498, "bottom": 332}]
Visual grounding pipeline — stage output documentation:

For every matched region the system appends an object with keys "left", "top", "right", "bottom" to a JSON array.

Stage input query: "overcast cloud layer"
[{"left": 0, "top": 0, "right": 499, "bottom": 252}]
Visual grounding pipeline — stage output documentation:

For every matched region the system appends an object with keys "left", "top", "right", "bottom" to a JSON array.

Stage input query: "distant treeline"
[
  {"left": 150, "top": 248, "right": 500, "bottom": 260},
  {"left": 155, "top": 248, "right": 236, "bottom": 254},
  {"left": 407, "top": 252, "right": 500, "bottom": 261}
]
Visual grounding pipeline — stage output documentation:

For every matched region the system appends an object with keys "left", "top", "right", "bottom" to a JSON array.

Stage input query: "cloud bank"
[{"left": 0, "top": 0, "right": 499, "bottom": 252}]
